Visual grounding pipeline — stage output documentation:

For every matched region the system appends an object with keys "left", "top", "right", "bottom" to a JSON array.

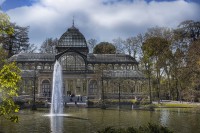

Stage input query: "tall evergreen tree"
[
  {"left": 1, "top": 23, "right": 30, "bottom": 57},
  {"left": 177, "top": 20, "right": 200, "bottom": 41}
]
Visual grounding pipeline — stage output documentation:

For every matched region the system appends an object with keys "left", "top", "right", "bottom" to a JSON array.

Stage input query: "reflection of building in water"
[
  {"left": 160, "top": 109, "right": 170, "bottom": 125},
  {"left": 9, "top": 23, "right": 145, "bottom": 100}
]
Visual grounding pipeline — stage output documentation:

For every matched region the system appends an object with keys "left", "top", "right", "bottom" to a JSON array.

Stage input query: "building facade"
[{"left": 9, "top": 24, "right": 145, "bottom": 100}]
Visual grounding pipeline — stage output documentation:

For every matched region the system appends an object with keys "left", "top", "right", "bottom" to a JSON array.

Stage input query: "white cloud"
[
  {"left": 0, "top": 0, "right": 6, "bottom": 5},
  {"left": 6, "top": 0, "right": 200, "bottom": 47}
]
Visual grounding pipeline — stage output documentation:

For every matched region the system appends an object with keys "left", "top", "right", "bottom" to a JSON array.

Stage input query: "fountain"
[
  {"left": 48, "top": 60, "right": 86, "bottom": 133},
  {"left": 50, "top": 60, "right": 64, "bottom": 115}
]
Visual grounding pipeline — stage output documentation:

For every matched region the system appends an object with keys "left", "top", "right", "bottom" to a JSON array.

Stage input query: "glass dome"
[{"left": 58, "top": 25, "right": 87, "bottom": 47}]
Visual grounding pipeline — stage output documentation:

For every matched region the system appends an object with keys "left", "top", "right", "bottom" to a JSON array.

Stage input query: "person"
[
  {"left": 70, "top": 98, "right": 72, "bottom": 102},
  {"left": 45, "top": 100, "right": 48, "bottom": 108},
  {"left": 80, "top": 96, "right": 82, "bottom": 102},
  {"left": 77, "top": 96, "right": 79, "bottom": 102}
]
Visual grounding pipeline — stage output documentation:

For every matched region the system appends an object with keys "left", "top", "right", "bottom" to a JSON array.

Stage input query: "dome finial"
[{"left": 72, "top": 16, "right": 75, "bottom": 27}]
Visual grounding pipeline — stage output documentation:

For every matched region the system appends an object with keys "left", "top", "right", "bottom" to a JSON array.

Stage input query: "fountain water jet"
[{"left": 50, "top": 60, "right": 63, "bottom": 115}]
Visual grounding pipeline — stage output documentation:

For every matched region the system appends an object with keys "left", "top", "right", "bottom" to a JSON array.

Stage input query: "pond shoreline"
[{"left": 2, "top": 107, "right": 200, "bottom": 133}]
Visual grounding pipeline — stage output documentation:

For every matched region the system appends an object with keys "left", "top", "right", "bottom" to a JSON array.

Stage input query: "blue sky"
[
  {"left": 1, "top": 0, "right": 33, "bottom": 11},
  {"left": 1, "top": 0, "right": 200, "bottom": 11},
  {"left": 0, "top": 0, "right": 200, "bottom": 48}
]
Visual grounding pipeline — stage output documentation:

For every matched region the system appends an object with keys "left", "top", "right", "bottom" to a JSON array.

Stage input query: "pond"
[{"left": 0, "top": 108, "right": 200, "bottom": 133}]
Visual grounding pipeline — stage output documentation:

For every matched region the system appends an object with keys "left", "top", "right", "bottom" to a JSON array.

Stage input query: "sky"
[{"left": 0, "top": 0, "right": 200, "bottom": 48}]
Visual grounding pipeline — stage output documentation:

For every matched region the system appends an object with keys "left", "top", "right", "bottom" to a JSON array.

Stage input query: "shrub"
[
  {"left": 15, "top": 101, "right": 25, "bottom": 106},
  {"left": 97, "top": 123, "right": 173, "bottom": 133},
  {"left": 87, "top": 100, "right": 94, "bottom": 106}
]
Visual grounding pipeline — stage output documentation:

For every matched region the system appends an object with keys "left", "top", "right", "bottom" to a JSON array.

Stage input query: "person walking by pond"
[{"left": 77, "top": 96, "right": 79, "bottom": 102}]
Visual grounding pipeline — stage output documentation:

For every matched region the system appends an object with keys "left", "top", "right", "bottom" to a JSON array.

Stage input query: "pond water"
[{"left": 0, "top": 108, "right": 200, "bottom": 133}]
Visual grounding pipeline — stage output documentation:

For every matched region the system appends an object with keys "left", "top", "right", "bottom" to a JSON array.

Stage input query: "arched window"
[
  {"left": 41, "top": 80, "right": 51, "bottom": 97},
  {"left": 59, "top": 53, "right": 86, "bottom": 71},
  {"left": 114, "top": 64, "right": 119, "bottom": 70},
  {"left": 121, "top": 64, "right": 126, "bottom": 70},
  {"left": 44, "top": 63, "right": 51, "bottom": 70},
  {"left": 37, "top": 63, "right": 43, "bottom": 70},
  {"left": 89, "top": 80, "right": 97, "bottom": 94},
  {"left": 24, "top": 63, "right": 30, "bottom": 70},
  {"left": 107, "top": 64, "right": 113, "bottom": 70}
]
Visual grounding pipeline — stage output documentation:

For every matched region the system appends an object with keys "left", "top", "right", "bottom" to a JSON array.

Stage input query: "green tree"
[
  {"left": 0, "top": 62, "right": 21, "bottom": 122},
  {"left": 0, "top": 46, "right": 8, "bottom": 67},
  {"left": 0, "top": 12, "right": 21, "bottom": 122},
  {"left": 140, "top": 27, "right": 174, "bottom": 102},
  {"left": 0, "top": 12, "right": 13, "bottom": 39},
  {"left": 93, "top": 42, "right": 116, "bottom": 54},
  {"left": 184, "top": 39, "right": 200, "bottom": 101},
  {"left": 141, "top": 51, "right": 153, "bottom": 103},
  {"left": 1, "top": 22, "right": 30, "bottom": 57},
  {"left": 177, "top": 20, "right": 200, "bottom": 41},
  {"left": 169, "top": 21, "right": 200, "bottom": 101},
  {"left": 142, "top": 37, "right": 170, "bottom": 102}
]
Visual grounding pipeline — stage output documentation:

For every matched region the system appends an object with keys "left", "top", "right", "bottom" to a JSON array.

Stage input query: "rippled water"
[{"left": 0, "top": 108, "right": 200, "bottom": 133}]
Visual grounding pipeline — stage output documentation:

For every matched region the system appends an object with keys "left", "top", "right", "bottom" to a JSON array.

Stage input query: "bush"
[
  {"left": 15, "top": 101, "right": 25, "bottom": 106},
  {"left": 87, "top": 100, "right": 94, "bottom": 106},
  {"left": 140, "top": 99, "right": 151, "bottom": 105},
  {"left": 97, "top": 123, "right": 173, "bottom": 133},
  {"left": 105, "top": 99, "right": 134, "bottom": 105}
]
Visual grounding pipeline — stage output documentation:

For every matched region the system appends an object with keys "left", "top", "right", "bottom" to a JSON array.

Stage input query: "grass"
[
  {"left": 88, "top": 99, "right": 200, "bottom": 110},
  {"left": 157, "top": 103, "right": 197, "bottom": 108}
]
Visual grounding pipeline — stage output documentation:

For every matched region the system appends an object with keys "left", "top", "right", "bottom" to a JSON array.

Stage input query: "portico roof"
[
  {"left": 9, "top": 53, "right": 55, "bottom": 62},
  {"left": 103, "top": 70, "right": 145, "bottom": 80}
]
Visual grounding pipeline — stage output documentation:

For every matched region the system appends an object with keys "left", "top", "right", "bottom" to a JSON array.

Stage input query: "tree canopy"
[
  {"left": 1, "top": 23, "right": 30, "bottom": 57},
  {"left": 177, "top": 20, "right": 200, "bottom": 41},
  {"left": 0, "top": 62, "right": 21, "bottom": 122},
  {"left": 0, "top": 13, "right": 13, "bottom": 39},
  {"left": 0, "top": 12, "right": 21, "bottom": 122},
  {"left": 93, "top": 42, "right": 116, "bottom": 54}
]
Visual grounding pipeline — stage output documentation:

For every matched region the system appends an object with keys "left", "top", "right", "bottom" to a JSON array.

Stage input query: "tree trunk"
[
  {"left": 176, "top": 78, "right": 179, "bottom": 101},
  {"left": 156, "top": 69, "right": 161, "bottom": 103},
  {"left": 8, "top": 39, "right": 13, "bottom": 58},
  {"left": 148, "top": 74, "right": 152, "bottom": 104},
  {"left": 167, "top": 74, "right": 171, "bottom": 100}
]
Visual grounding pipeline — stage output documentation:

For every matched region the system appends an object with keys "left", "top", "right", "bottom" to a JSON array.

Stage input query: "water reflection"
[
  {"left": 1, "top": 108, "right": 200, "bottom": 133},
  {"left": 160, "top": 109, "right": 170, "bottom": 125},
  {"left": 50, "top": 116, "right": 63, "bottom": 133}
]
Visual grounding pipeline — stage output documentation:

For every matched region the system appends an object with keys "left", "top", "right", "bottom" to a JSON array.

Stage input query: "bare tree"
[
  {"left": 23, "top": 44, "right": 37, "bottom": 53},
  {"left": 87, "top": 38, "right": 97, "bottom": 53},
  {"left": 112, "top": 37, "right": 125, "bottom": 54},
  {"left": 39, "top": 38, "right": 58, "bottom": 53}
]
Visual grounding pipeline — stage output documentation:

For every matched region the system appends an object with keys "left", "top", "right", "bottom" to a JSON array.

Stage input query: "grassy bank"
[
  {"left": 155, "top": 102, "right": 198, "bottom": 108},
  {"left": 87, "top": 99, "right": 200, "bottom": 111}
]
